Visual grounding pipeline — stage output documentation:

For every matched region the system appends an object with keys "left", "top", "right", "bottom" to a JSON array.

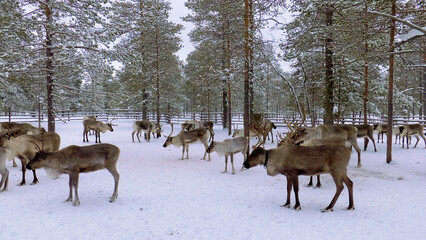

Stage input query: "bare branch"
[{"left": 367, "top": 10, "right": 426, "bottom": 34}]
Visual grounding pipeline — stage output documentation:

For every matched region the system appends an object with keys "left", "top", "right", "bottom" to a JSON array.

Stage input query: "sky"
[
  {"left": 168, "top": 0, "right": 196, "bottom": 63},
  {"left": 168, "top": 0, "right": 293, "bottom": 71}
]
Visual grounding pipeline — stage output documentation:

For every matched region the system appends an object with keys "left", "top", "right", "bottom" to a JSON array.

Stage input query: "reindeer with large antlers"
[{"left": 0, "top": 132, "right": 60, "bottom": 187}]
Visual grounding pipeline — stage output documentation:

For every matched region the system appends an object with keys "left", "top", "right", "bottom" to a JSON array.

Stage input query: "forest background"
[{"left": 0, "top": 0, "right": 425, "bottom": 132}]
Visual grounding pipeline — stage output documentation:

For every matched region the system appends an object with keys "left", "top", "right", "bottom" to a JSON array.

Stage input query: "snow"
[{"left": 1, "top": 119, "right": 426, "bottom": 240}]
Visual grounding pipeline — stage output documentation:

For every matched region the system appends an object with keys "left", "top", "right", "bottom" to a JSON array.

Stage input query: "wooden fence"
[{"left": 1, "top": 110, "right": 425, "bottom": 130}]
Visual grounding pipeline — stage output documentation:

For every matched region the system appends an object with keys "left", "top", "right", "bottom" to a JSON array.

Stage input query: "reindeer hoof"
[
  {"left": 221, "top": 171, "right": 227, "bottom": 174},
  {"left": 72, "top": 201, "right": 80, "bottom": 206},
  {"left": 321, "top": 208, "right": 333, "bottom": 212},
  {"left": 294, "top": 206, "right": 301, "bottom": 211},
  {"left": 30, "top": 181, "right": 39, "bottom": 185},
  {"left": 109, "top": 195, "right": 117, "bottom": 202},
  {"left": 18, "top": 182, "right": 26, "bottom": 186},
  {"left": 347, "top": 206, "right": 355, "bottom": 211},
  {"left": 281, "top": 204, "right": 290, "bottom": 208}
]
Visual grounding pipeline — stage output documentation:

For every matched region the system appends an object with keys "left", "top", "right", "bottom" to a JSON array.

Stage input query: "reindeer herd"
[{"left": 0, "top": 115, "right": 424, "bottom": 211}]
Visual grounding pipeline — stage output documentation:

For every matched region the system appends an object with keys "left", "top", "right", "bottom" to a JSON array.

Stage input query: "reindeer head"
[
  {"left": 26, "top": 151, "right": 49, "bottom": 170},
  {"left": 243, "top": 147, "right": 266, "bottom": 169}
]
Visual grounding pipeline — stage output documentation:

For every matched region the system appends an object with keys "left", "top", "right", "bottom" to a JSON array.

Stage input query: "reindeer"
[
  {"left": 26, "top": 143, "right": 120, "bottom": 206},
  {"left": 83, "top": 118, "right": 114, "bottom": 143},
  {"left": 352, "top": 124, "right": 377, "bottom": 152},
  {"left": 163, "top": 123, "right": 211, "bottom": 160},
  {"left": 83, "top": 116, "right": 97, "bottom": 135},
  {"left": 251, "top": 119, "right": 277, "bottom": 147},
  {"left": 393, "top": 126, "right": 405, "bottom": 144},
  {"left": 132, "top": 120, "right": 154, "bottom": 143},
  {"left": 373, "top": 124, "right": 388, "bottom": 143},
  {"left": 0, "top": 132, "right": 61, "bottom": 186},
  {"left": 290, "top": 125, "right": 362, "bottom": 168},
  {"left": 300, "top": 137, "right": 352, "bottom": 188},
  {"left": 0, "top": 122, "right": 46, "bottom": 167},
  {"left": 232, "top": 124, "right": 258, "bottom": 138},
  {"left": 0, "top": 122, "right": 46, "bottom": 135},
  {"left": 243, "top": 143, "right": 354, "bottom": 212},
  {"left": 206, "top": 136, "right": 249, "bottom": 174},
  {"left": 0, "top": 147, "right": 11, "bottom": 192},
  {"left": 150, "top": 122, "right": 163, "bottom": 138},
  {"left": 183, "top": 120, "right": 215, "bottom": 141},
  {"left": 401, "top": 124, "right": 425, "bottom": 149}
]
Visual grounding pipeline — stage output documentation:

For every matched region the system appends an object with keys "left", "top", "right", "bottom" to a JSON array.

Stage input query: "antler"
[{"left": 168, "top": 123, "right": 174, "bottom": 137}]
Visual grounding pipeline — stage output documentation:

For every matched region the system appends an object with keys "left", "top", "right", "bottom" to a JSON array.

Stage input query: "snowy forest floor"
[{"left": 1, "top": 119, "right": 425, "bottom": 240}]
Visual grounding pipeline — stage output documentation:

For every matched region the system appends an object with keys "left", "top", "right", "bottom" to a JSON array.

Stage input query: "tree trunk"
[
  {"left": 324, "top": 4, "right": 334, "bottom": 125},
  {"left": 387, "top": 0, "right": 396, "bottom": 164},
  {"left": 244, "top": 0, "right": 253, "bottom": 154},
  {"left": 363, "top": 1, "right": 369, "bottom": 149},
  {"left": 45, "top": 0, "right": 55, "bottom": 132},
  {"left": 155, "top": 23, "right": 161, "bottom": 132}
]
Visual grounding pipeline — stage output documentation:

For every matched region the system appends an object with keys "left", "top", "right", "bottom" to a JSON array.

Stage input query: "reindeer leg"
[
  {"left": 72, "top": 173, "right": 80, "bottom": 206},
  {"left": 322, "top": 173, "right": 344, "bottom": 212},
  {"left": 185, "top": 145, "right": 189, "bottom": 159},
  {"left": 18, "top": 158, "right": 26, "bottom": 186},
  {"left": 363, "top": 137, "right": 369, "bottom": 151},
  {"left": 180, "top": 144, "right": 185, "bottom": 160},
  {"left": 315, "top": 175, "right": 322, "bottom": 188},
  {"left": 281, "top": 175, "right": 292, "bottom": 208},
  {"left": 202, "top": 141, "right": 210, "bottom": 160},
  {"left": 230, "top": 154, "right": 236, "bottom": 174},
  {"left": 98, "top": 132, "right": 102, "bottom": 143},
  {"left": 349, "top": 137, "right": 362, "bottom": 168},
  {"left": 292, "top": 175, "right": 301, "bottom": 211},
  {"left": 107, "top": 166, "right": 120, "bottom": 202},
  {"left": 413, "top": 135, "right": 420, "bottom": 148},
  {"left": 0, "top": 166, "right": 9, "bottom": 192},
  {"left": 66, "top": 174, "right": 73, "bottom": 202},
  {"left": 222, "top": 155, "right": 228, "bottom": 174},
  {"left": 307, "top": 176, "right": 313, "bottom": 187},
  {"left": 343, "top": 175, "right": 354, "bottom": 210},
  {"left": 370, "top": 134, "right": 377, "bottom": 152},
  {"left": 31, "top": 169, "right": 39, "bottom": 185}
]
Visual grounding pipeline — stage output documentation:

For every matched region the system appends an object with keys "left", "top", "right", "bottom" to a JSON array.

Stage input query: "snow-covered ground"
[{"left": 1, "top": 119, "right": 425, "bottom": 240}]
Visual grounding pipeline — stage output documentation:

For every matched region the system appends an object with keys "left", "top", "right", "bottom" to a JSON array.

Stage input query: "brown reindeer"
[
  {"left": 163, "top": 123, "right": 211, "bottom": 160},
  {"left": 26, "top": 143, "right": 120, "bottom": 206},
  {"left": 290, "top": 125, "right": 362, "bottom": 168},
  {"left": 0, "top": 122, "right": 46, "bottom": 167},
  {"left": 132, "top": 120, "right": 154, "bottom": 143},
  {"left": 373, "top": 124, "right": 387, "bottom": 143},
  {"left": 0, "top": 132, "right": 61, "bottom": 186},
  {"left": 83, "top": 119, "right": 114, "bottom": 143},
  {"left": 352, "top": 124, "right": 377, "bottom": 152},
  {"left": 243, "top": 143, "right": 354, "bottom": 212},
  {"left": 401, "top": 124, "right": 426, "bottom": 149}
]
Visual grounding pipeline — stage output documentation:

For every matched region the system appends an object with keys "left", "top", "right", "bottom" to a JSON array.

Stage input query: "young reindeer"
[
  {"left": 163, "top": 123, "right": 211, "bottom": 160},
  {"left": 26, "top": 143, "right": 120, "bottom": 206},
  {"left": 243, "top": 142, "right": 354, "bottom": 212},
  {"left": 83, "top": 118, "right": 114, "bottom": 143},
  {"left": 206, "top": 136, "right": 249, "bottom": 174},
  {"left": 0, "top": 132, "right": 61, "bottom": 186},
  {"left": 352, "top": 124, "right": 377, "bottom": 152},
  {"left": 132, "top": 120, "right": 154, "bottom": 143},
  {"left": 401, "top": 124, "right": 426, "bottom": 149}
]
